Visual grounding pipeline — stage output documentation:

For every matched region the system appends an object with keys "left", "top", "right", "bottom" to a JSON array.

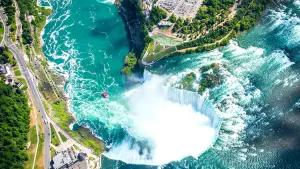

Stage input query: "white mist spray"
[{"left": 104, "top": 73, "right": 221, "bottom": 165}]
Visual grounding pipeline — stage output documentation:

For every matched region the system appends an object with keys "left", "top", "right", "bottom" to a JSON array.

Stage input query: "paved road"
[{"left": 0, "top": 9, "right": 51, "bottom": 169}]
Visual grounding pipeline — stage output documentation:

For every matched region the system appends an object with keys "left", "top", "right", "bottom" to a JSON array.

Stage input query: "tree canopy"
[
  {"left": 0, "top": 46, "right": 16, "bottom": 65},
  {"left": 0, "top": 80, "right": 30, "bottom": 169},
  {"left": 176, "top": 0, "right": 271, "bottom": 50},
  {"left": 0, "top": 0, "right": 16, "bottom": 26},
  {"left": 149, "top": 6, "right": 168, "bottom": 26}
]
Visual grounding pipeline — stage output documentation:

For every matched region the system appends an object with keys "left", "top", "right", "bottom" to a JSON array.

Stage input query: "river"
[{"left": 42, "top": 0, "right": 300, "bottom": 168}]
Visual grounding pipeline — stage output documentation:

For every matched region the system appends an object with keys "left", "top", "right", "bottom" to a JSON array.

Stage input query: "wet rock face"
[{"left": 118, "top": 0, "right": 144, "bottom": 53}]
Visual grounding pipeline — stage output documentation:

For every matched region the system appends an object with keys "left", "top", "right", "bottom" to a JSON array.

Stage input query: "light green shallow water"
[{"left": 41, "top": 0, "right": 300, "bottom": 168}]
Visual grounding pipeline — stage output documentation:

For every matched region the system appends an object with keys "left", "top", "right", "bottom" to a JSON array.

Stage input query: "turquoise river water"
[{"left": 41, "top": 0, "right": 300, "bottom": 168}]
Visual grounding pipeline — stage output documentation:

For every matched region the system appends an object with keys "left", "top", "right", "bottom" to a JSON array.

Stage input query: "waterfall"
[
  {"left": 144, "top": 70, "right": 222, "bottom": 141},
  {"left": 166, "top": 86, "right": 222, "bottom": 132},
  {"left": 143, "top": 69, "right": 152, "bottom": 81},
  {"left": 104, "top": 70, "right": 222, "bottom": 165}
]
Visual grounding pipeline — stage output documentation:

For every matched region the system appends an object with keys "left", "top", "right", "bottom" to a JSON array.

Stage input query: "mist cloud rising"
[{"left": 105, "top": 75, "right": 218, "bottom": 165}]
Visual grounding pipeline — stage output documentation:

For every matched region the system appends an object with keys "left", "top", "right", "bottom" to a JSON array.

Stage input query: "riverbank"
[
  {"left": 116, "top": 0, "right": 151, "bottom": 75},
  {"left": 18, "top": 0, "right": 105, "bottom": 158},
  {"left": 136, "top": 0, "right": 272, "bottom": 66}
]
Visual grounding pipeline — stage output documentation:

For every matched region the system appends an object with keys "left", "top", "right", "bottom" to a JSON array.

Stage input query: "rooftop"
[
  {"left": 51, "top": 150, "right": 88, "bottom": 169},
  {"left": 52, "top": 151, "right": 73, "bottom": 169},
  {"left": 158, "top": 20, "right": 173, "bottom": 27}
]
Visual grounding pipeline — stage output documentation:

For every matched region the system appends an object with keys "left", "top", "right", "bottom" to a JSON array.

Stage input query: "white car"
[{"left": 44, "top": 119, "right": 48, "bottom": 124}]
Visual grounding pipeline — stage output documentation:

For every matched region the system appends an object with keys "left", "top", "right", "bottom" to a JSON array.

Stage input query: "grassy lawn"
[
  {"left": 41, "top": 60, "right": 48, "bottom": 67},
  {"left": 5, "top": 48, "right": 14, "bottom": 58},
  {"left": 73, "top": 144, "right": 81, "bottom": 151},
  {"left": 145, "top": 46, "right": 177, "bottom": 63},
  {"left": 151, "top": 35, "right": 182, "bottom": 46},
  {"left": 147, "top": 40, "right": 155, "bottom": 54},
  {"left": 2, "top": 49, "right": 16, "bottom": 65},
  {"left": 25, "top": 45, "right": 31, "bottom": 57},
  {"left": 59, "top": 131, "right": 67, "bottom": 142},
  {"left": 10, "top": 22, "right": 16, "bottom": 42},
  {"left": 153, "top": 44, "right": 164, "bottom": 53},
  {"left": 50, "top": 123, "right": 60, "bottom": 146},
  {"left": 51, "top": 101, "right": 73, "bottom": 129},
  {"left": 49, "top": 101, "right": 104, "bottom": 155},
  {"left": 14, "top": 69, "right": 21, "bottom": 76},
  {"left": 33, "top": 5, "right": 52, "bottom": 55},
  {"left": 0, "top": 23, "right": 4, "bottom": 41},
  {"left": 34, "top": 110, "right": 44, "bottom": 169},
  {"left": 13, "top": 66, "right": 21, "bottom": 76},
  {"left": 71, "top": 127, "right": 104, "bottom": 155},
  {"left": 17, "top": 77, "right": 26, "bottom": 84},
  {"left": 35, "top": 133, "right": 44, "bottom": 169},
  {"left": 50, "top": 147, "right": 56, "bottom": 159},
  {"left": 28, "top": 126, "right": 38, "bottom": 145},
  {"left": 25, "top": 126, "right": 37, "bottom": 169}
]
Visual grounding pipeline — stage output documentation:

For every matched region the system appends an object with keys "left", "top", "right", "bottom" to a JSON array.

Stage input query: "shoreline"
[
  {"left": 115, "top": 0, "right": 150, "bottom": 74},
  {"left": 32, "top": 0, "right": 106, "bottom": 161},
  {"left": 115, "top": 1, "right": 134, "bottom": 53},
  {"left": 31, "top": 0, "right": 272, "bottom": 158},
  {"left": 115, "top": 1, "right": 135, "bottom": 72},
  {"left": 136, "top": 0, "right": 272, "bottom": 67}
]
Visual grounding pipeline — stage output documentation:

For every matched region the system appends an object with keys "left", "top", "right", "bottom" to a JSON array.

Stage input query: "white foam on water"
[
  {"left": 102, "top": 37, "right": 295, "bottom": 165},
  {"left": 41, "top": 0, "right": 300, "bottom": 166},
  {"left": 264, "top": 2, "right": 300, "bottom": 47},
  {"left": 294, "top": 0, "right": 300, "bottom": 7},
  {"left": 123, "top": 88, "right": 138, "bottom": 98},
  {"left": 105, "top": 75, "right": 221, "bottom": 165},
  {"left": 98, "top": 0, "right": 115, "bottom": 5}
]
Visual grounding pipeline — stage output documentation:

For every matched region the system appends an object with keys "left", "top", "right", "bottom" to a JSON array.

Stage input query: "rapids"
[{"left": 41, "top": 0, "right": 300, "bottom": 168}]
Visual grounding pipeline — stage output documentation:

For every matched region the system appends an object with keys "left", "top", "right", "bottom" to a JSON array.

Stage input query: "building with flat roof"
[
  {"left": 52, "top": 151, "right": 74, "bottom": 169},
  {"left": 158, "top": 20, "right": 173, "bottom": 28},
  {"left": 51, "top": 149, "right": 88, "bottom": 169}
]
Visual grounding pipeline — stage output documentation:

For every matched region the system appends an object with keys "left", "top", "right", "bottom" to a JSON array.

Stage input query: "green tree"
[
  {"left": 149, "top": 6, "right": 168, "bottom": 25},
  {"left": 169, "top": 13, "right": 177, "bottom": 23},
  {"left": 0, "top": 81, "right": 30, "bottom": 168}
]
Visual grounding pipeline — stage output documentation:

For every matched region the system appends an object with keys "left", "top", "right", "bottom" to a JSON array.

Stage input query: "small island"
[{"left": 119, "top": 0, "right": 271, "bottom": 74}]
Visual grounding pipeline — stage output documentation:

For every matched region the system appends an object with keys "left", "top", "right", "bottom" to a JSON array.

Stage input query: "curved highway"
[{"left": 0, "top": 9, "right": 51, "bottom": 169}]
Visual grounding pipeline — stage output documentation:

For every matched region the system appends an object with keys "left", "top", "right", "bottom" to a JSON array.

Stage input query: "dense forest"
[
  {"left": 0, "top": 0, "right": 16, "bottom": 26},
  {"left": 0, "top": 80, "right": 30, "bottom": 169}
]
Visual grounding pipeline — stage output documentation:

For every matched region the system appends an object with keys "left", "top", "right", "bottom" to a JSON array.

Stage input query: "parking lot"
[{"left": 155, "top": 0, "right": 204, "bottom": 19}]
